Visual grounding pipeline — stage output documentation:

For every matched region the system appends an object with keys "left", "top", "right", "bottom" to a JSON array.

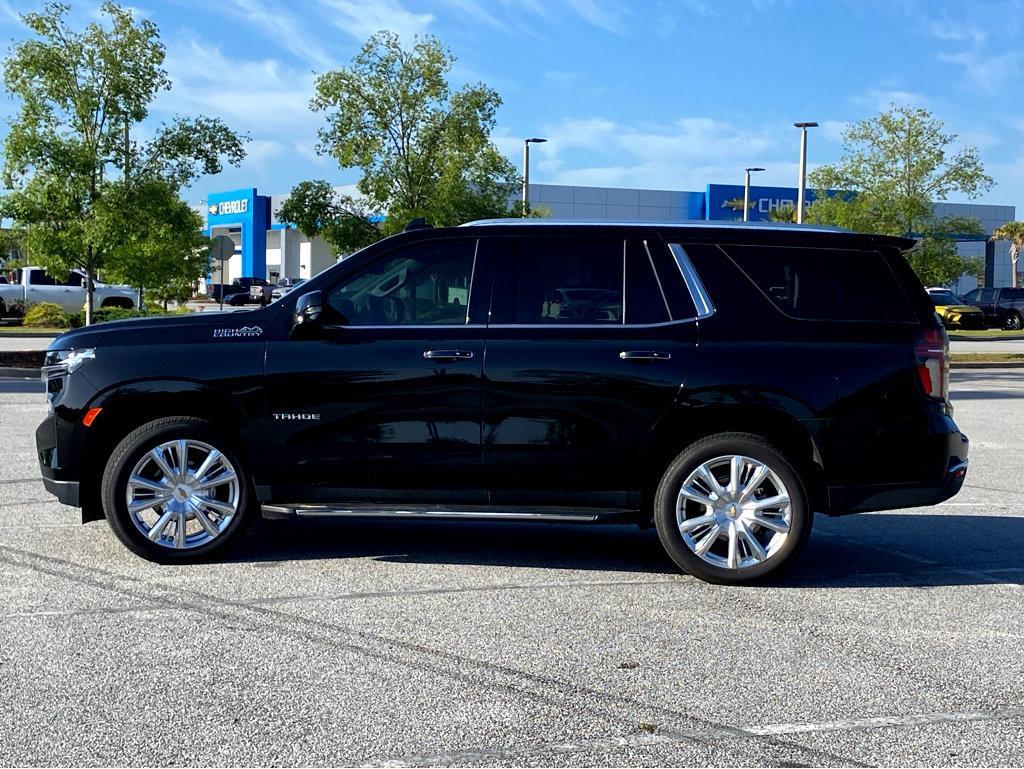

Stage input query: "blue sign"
[
  {"left": 706, "top": 183, "right": 819, "bottom": 222},
  {"left": 205, "top": 188, "right": 270, "bottom": 279}
]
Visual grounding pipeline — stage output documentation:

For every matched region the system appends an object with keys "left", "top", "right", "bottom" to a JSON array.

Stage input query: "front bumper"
[
  {"left": 827, "top": 431, "right": 969, "bottom": 514},
  {"left": 42, "top": 476, "right": 80, "bottom": 507}
]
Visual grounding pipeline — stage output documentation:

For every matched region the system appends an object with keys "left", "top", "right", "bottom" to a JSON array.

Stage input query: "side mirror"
[{"left": 293, "top": 290, "right": 323, "bottom": 327}]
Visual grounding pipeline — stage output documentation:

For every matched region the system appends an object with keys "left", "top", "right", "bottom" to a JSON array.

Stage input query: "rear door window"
[
  {"left": 491, "top": 238, "right": 624, "bottom": 324},
  {"left": 721, "top": 245, "right": 915, "bottom": 322}
]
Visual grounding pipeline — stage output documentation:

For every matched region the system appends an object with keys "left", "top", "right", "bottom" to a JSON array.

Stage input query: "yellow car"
[{"left": 927, "top": 288, "right": 986, "bottom": 329}]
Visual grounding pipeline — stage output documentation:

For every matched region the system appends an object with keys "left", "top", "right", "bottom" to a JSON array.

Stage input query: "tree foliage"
[
  {"left": 277, "top": 180, "right": 381, "bottom": 255},
  {"left": 89, "top": 179, "right": 209, "bottom": 307},
  {"left": 311, "top": 31, "right": 519, "bottom": 230},
  {"left": 0, "top": 2, "right": 245, "bottom": 321},
  {"left": 807, "top": 105, "right": 992, "bottom": 286}
]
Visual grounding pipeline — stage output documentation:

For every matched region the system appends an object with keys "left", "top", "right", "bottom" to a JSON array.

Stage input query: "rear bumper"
[{"left": 827, "top": 431, "right": 969, "bottom": 514}]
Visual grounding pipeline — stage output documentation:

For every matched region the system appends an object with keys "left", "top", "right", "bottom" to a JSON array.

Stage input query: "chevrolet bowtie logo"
[
  {"left": 208, "top": 204, "right": 219, "bottom": 215},
  {"left": 721, "top": 197, "right": 756, "bottom": 212}
]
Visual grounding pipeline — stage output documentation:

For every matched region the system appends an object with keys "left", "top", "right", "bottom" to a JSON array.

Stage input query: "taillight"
[{"left": 915, "top": 326, "right": 949, "bottom": 402}]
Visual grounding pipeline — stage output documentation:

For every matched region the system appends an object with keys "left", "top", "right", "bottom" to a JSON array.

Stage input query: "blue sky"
[{"left": 0, "top": 0, "right": 1021, "bottom": 211}]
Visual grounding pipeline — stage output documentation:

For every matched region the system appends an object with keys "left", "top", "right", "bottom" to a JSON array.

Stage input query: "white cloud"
[
  {"left": 937, "top": 50, "right": 1019, "bottom": 90},
  {"left": 852, "top": 88, "right": 930, "bottom": 112},
  {"left": 927, "top": 19, "right": 986, "bottom": 44},
  {"left": 317, "top": 0, "right": 433, "bottom": 42},
  {"left": 522, "top": 115, "right": 802, "bottom": 190}
]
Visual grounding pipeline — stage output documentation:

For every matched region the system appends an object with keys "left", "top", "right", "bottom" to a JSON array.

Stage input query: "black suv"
[
  {"left": 36, "top": 220, "right": 968, "bottom": 583},
  {"left": 961, "top": 286, "right": 1024, "bottom": 330}
]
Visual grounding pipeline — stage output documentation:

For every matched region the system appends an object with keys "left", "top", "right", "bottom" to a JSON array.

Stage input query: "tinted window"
[
  {"left": 723, "top": 245, "right": 914, "bottom": 322},
  {"left": 28, "top": 270, "right": 56, "bottom": 286},
  {"left": 929, "top": 291, "right": 961, "bottom": 306},
  {"left": 494, "top": 238, "right": 623, "bottom": 324},
  {"left": 979, "top": 289, "right": 997, "bottom": 302},
  {"left": 962, "top": 289, "right": 980, "bottom": 302},
  {"left": 62, "top": 272, "right": 85, "bottom": 287},
  {"left": 625, "top": 241, "right": 670, "bottom": 324},
  {"left": 327, "top": 238, "right": 476, "bottom": 326}
]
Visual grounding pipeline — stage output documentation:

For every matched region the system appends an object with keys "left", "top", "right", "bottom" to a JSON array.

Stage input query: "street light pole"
[
  {"left": 793, "top": 122, "right": 818, "bottom": 224},
  {"left": 743, "top": 167, "right": 765, "bottom": 222},
  {"left": 522, "top": 137, "right": 547, "bottom": 214}
]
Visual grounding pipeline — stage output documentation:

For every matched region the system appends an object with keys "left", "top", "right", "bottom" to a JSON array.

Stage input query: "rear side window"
[
  {"left": 492, "top": 238, "right": 624, "bottom": 324},
  {"left": 722, "top": 245, "right": 915, "bottom": 322}
]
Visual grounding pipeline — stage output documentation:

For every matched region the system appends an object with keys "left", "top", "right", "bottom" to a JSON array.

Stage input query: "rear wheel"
[
  {"left": 1004, "top": 311, "right": 1022, "bottom": 331},
  {"left": 654, "top": 432, "right": 812, "bottom": 584},
  {"left": 101, "top": 417, "right": 252, "bottom": 562}
]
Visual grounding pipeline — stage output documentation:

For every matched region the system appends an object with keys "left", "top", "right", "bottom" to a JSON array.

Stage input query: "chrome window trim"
[
  {"left": 668, "top": 243, "right": 715, "bottom": 320},
  {"left": 462, "top": 238, "right": 479, "bottom": 325},
  {"left": 324, "top": 323, "right": 488, "bottom": 330},
  {"left": 487, "top": 318, "right": 699, "bottom": 330}
]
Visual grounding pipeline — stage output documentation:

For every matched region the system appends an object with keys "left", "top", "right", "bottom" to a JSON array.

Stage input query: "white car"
[{"left": 0, "top": 267, "right": 139, "bottom": 318}]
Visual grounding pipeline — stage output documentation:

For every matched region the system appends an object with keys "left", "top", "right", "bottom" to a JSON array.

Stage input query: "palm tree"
[
  {"left": 766, "top": 206, "right": 798, "bottom": 223},
  {"left": 991, "top": 221, "right": 1024, "bottom": 288}
]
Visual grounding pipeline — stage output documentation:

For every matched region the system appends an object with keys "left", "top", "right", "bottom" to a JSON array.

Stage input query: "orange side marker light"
[{"left": 82, "top": 407, "right": 102, "bottom": 427}]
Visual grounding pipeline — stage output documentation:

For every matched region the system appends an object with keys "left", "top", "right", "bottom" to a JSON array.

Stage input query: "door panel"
[
  {"left": 482, "top": 236, "right": 696, "bottom": 506},
  {"left": 263, "top": 236, "right": 489, "bottom": 503}
]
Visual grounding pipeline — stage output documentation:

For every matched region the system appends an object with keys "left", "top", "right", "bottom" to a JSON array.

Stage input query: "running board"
[{"left": 261, "top": 503, "right": 636, "bottom": 523}]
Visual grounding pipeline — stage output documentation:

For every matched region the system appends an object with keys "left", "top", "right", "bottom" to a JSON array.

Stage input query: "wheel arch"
[
  {"left": 646, "top": 403, "right": 827, "bottom": 517},
  {"left": 78, "top": 380, "right": 261, "bottom": 522}
]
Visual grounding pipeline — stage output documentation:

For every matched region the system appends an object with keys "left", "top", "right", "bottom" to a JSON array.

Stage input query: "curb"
[
  {"left": 0, "top": 367, "right": 41, "bottom": 378},
  {"left": 0, "top": 332, "right": 58, "bottom": 339},
  {"left": 950, "top": 361, "right": 1024, "bottom": 369}
]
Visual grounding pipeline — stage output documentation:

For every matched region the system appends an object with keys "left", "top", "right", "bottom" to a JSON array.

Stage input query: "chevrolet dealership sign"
[{"left": 208, "top": 199, "right": 248, "bottom": 216}]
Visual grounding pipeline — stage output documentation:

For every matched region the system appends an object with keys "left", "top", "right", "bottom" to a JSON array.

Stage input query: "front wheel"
[
  {"left": 654, "top": 433, "right": 812, "bottom": 584},
  {"left": 101, "top": 417, "right": 252, "bottom": 562},
  {"left": 1004, "top": 312, "right": 1022, "bottom": 331}
]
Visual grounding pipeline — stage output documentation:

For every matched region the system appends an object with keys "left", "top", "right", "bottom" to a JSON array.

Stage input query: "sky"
[{"left": 0, "top": 0, "right": 1021, "bottom": 211}]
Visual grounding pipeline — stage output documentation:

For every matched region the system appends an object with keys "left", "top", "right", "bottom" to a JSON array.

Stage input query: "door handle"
[
  {"left": 619, "top": 350, "right": 671, "bottom": 361},
  {"left": 423, "top": 349, "right": 474, "bottom": 362}
]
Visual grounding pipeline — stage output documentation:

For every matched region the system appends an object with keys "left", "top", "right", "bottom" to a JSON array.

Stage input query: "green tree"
[
  {"left": 0, "top": 2, "right": 245, "bottom": 323},
  {"left": 278, "top": 180, "right": 381, "bottom": 255},
  {"left": 89, "top": 179, "right": 209, "bottom": 308},
  {"left": 806, "top": 105, "right": 992, "bottom": 286},
  {"left": 311, "top": 31, "right": 519, "bottom": 230},
  {"left": 991, "top": 221, "right": 1024, "bottom": 288}
]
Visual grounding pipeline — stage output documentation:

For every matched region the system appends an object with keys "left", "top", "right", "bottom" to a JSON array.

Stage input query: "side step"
[{"left": 261, "top": 502, "right": 637, "bottom": 524}]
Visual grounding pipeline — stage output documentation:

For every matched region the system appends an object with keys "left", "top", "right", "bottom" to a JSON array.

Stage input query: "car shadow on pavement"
[{"left": 225, "top": 512, "right": 1024, "bottom": 588}]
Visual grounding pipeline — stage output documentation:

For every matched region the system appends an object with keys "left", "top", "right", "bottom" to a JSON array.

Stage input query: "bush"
[
  {"left": 23, "top": 302, "right": 70, "bottom": 328},
  {"left": 93, "top": 307, "right": 146, "bottom": 324}
]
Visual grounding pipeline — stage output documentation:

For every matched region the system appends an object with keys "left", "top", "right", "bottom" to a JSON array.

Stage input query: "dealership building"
[{"left": 198, "top": 182, "right": 1016, "bottom": 295}]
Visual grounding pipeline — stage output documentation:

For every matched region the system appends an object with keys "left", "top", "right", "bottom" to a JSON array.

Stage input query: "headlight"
[{"left": 41, "top": 347, "right": 95, "bottom": 380}]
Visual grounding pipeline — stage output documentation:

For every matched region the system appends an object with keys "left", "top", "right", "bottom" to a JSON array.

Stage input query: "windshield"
[{"left": 930, "top": 291, "right": 963, "bottom": 306}]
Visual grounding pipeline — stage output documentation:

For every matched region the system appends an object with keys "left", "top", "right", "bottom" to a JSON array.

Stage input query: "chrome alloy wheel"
[
  {"left": 676, "top": 454, "right": 792, "bottom": 570},
  {"left": 125, "top": 439, "right": 240, "bottom": 550}
]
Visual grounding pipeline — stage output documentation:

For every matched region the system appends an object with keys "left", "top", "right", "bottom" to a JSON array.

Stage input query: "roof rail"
[{"left": 404, "top": 217, "right": 433, "bottom": 232}]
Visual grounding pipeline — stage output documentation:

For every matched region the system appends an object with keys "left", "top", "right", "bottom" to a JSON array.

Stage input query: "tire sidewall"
[
  {"left": 102, "top": 420, "right": 250, "bottom": 562},
  {"left": 654, "top": 435, "right": 812, "bottom": 584}
]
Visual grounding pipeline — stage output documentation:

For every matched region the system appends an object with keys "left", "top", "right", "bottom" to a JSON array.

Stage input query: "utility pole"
[
  {"left": 522, "top": 137, "right": 547, "bottom": 214},
  {"left": 793, "top": 122, "right": 818, "bottom": 224},
  {"left": 743, "top": 167, "right": 764, "bottom": 222}
]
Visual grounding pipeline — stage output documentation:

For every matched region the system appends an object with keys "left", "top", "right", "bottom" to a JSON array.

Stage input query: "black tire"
[
  {"left": 100, "top": 298, "right": 134, "bottom": 310},
  {"left": 653, "top": 432, "right": 813, "bottom": 584},
  {"left": 101, "top": 417, "right": 252, "bottom": 563},
  {"left": 1004, "top": 312, "right": 1022, "bottom": 331}
]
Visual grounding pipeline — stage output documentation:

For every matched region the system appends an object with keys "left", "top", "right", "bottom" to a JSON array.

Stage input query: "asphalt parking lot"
[{"left": 1, "top": 370, "right": 1022, "bottom": 767}]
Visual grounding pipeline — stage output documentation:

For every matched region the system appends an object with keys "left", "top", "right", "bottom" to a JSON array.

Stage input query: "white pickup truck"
[{"left": 0, "top": 267, "right": 139, "bottom": 319}]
